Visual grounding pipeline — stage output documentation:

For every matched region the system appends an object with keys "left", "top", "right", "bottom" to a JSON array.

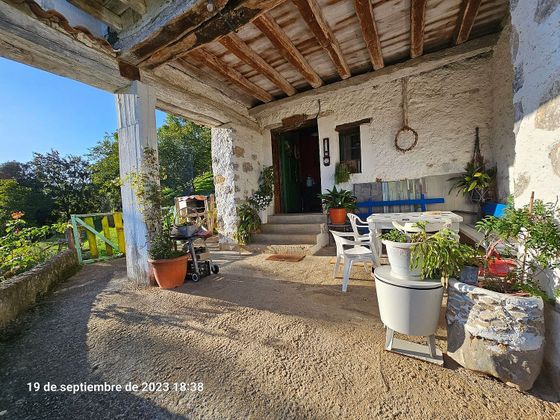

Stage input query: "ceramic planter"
[
  {"left": 374, "top": 266, "right": 443, "bottom": 336},
  {"left": 446, "top": 279, "right": 545, "bottom": 391},
  {"left": 148, "top": 255, "right": 188, "bottom": 289},
  {"left": 382, "top": 240, "right": 420, "bottom": 279},
  {"left": 329, "top": 208, "right": 347, "bottom": 224}
]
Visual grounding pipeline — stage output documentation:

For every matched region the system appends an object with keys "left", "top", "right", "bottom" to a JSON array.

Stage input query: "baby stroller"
[{"left": 169, "top": 195, "right": 219, "bottom": 282}]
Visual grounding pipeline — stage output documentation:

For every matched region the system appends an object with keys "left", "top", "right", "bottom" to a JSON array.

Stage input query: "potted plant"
[
  {"left": 380, "top": 225, "right": 427, "bottom": 279},
  {"left": 448, "top": 162, "right": 495, "bottom": 205},
  {"left": 445, "top": 198, "right": 560, "bottom": 391},
  {"left": 148, "top": 228, "right": 188, "bottom": 289},
  {"left": 410, "top": 228, "right": 476, "bottom": 285},
  {"left": 334, "top": 162, "right": 351, "bottom": 184},
  {"left": 318, "top": 186, "right": 357, "bottom": 224}
]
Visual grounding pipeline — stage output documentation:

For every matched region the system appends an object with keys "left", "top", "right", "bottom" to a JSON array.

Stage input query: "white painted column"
[{"left": 115, "top": 81, "right": 158, "bottom": 284}]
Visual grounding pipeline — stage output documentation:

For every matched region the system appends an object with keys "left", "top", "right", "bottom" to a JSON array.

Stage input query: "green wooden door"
[{"left": 279, "top": 134, "right": 301, "bottom": 213}]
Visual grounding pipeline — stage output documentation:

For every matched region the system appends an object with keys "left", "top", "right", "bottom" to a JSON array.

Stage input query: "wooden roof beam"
[
  {"left": 65, "top": 0, "right": 123, "bottom": 30},
  {"left": 354, "top": 0, "right": 384, "bottom": 70},
  {"left": 292, "top": 0, "right": 351, "bottom": 80},
  {"left": 410, "top": 0, "right": 427, "bottom": 58},
  {"left": 253, "top": 13, "right": 323, "bottom": 89},
  {"left": 189, "top": 49, "right": 274, "bottom": 103},
  {"left": 219, "top": 33, "right": 296, "bottom": 96},
  {"left": 454, "top": 0, "right": 482, "bottom": 44},
  {"left": 116, "top": 0, "right": 147, "bottom": 15}
]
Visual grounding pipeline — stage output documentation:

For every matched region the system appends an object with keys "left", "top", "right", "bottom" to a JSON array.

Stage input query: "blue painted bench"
[{"left": 356, "top": 195, "right": 445, "bottom": 219}]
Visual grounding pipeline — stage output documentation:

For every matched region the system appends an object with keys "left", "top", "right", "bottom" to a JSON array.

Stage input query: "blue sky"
[{"left": 0, "top": 58, "right": 167, "bottom": 163}]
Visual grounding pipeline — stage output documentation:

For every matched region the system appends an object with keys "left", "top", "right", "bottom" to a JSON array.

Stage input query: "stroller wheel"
[
  {"left": 191, "top": 273, "right": 200, "bottom": 282},
  {"left": 211, "top": 264, "right": 219, "bottom": 274}
]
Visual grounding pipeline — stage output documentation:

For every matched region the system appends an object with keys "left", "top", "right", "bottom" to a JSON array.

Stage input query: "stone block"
[
  {"left": 446, "top": 280, "right": 545, "bottom": 391},
  {"left": 233, "top": 146, "right": 245, "bottom": 158}
]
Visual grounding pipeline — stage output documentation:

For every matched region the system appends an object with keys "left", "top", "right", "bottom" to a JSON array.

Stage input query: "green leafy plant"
[
  {"left": 449, "top": 162, "right": 495, "bottom": 202},
  {"left": 476, "top": 199, "right": 560, "bottom": 298},
  {"left": 381, "top": 222, "right": 428, "bottom": 243},
  {"left": 235, "top": 166, "right": 274, "bottom": 244},
  {"left": 193, "top": 171, "right": 215, "bottom": 195},
  {"left": 148, "top": 228, "right": 186, "bottom": 260},
  {"left": 318, "top": 186, "right": 357, "bottom": 212},
  {"left": 0, "top": 213, "right": 65, "bottom": 281},
  {"left": 411, "top": 228, "right": 476, "bottom": 282},
  {"left": 335, "top": 162, "right": 351, "bottom": 184}
]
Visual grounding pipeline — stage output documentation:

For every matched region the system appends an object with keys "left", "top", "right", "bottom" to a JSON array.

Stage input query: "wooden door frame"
[{"left": 271, "top": 119, "right": 319, "bottom": 214}]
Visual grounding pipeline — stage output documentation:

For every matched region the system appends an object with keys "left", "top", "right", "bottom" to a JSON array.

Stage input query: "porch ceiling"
[{"left": 0, "top": 0, "right": 508, "bottom": 125}]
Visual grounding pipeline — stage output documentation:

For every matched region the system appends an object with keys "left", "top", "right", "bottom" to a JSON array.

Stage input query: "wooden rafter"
[
  {"left": 219, "top": 33, "right": 296, "bottom": 96},
  {"left": 116, "top": 0, "right": 147, "bottom": 15},
  {"left": 253, "top": 13, "right": 322, "bottom": 89},
  {"left": 292, "top": 0, "right": 351, "bottom": 80},
  {"left": 132, "top": 0, "right": 285, "bottom": 69},
  {"left": 65, "top": 0, "right": 123, "bottom": 30},
  {"left": 354, "top": 0, "right": 384, "bottom": 70},
  {"left": 454, "top": 0, "right": 482, "bottom": 44},
  {"left": 189, "top": 49, "right": 274, "bottom": 103},
  {"left": 410, "top": 0, "right": 427, "bottom": 58}
]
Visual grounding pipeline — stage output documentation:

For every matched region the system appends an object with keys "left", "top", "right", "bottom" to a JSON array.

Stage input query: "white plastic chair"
[
  {"left": 331, "top": 230, "right": 380, "bottom": 292},
  {"left": 347, "top": 213, "right": 370, "bottom": 241}
]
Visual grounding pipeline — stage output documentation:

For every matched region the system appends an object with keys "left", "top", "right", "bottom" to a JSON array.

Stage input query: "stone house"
[{"left": 1, "top": 0, "right": 559, "bottom": 390}]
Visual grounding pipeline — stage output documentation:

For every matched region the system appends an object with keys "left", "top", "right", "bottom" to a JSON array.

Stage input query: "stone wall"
[
  {"left": 211, "top": 124, "right": 267, "bottom": 244},
  {"left": 509, "top": 0, "right": 560, "bottom": 392},
  {"left": 0, "top": 249, "right": 79, "bottom": 329}
]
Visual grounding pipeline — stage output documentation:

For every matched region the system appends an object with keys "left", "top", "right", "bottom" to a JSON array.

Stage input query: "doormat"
[{"left": 266, "top": 254, "right": 306, "bottom": 262}]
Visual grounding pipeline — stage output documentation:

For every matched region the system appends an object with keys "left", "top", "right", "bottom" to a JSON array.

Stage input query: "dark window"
[{"left": 339, "top": 127, "right": 361, "bottom": 173}]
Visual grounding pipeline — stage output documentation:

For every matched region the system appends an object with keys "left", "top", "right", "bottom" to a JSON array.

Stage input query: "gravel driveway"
[{"left": 1, "top": 249, "right": 559, "bottom": 419}]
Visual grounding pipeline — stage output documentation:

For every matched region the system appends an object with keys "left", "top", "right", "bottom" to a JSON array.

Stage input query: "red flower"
[{"left": 11, "top": 211, "right": 25, "bottom": 220}]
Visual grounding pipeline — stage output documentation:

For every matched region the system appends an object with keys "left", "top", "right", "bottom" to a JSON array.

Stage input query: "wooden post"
[
  {"left": 84, "top": 216, "right": 99, "bottom": 258},
  {"left": 101, "top": 216, "right": 113, "bottom": 256},
  {"left": 115, "top": 81, "right": 158, "bottom": 285},
  {"left": 113, "top": 212, "right": 126, "bottom": 254}
]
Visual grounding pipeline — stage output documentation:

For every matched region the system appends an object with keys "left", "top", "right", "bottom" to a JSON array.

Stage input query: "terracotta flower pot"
[
  {"left": 329, "top": 208, "right": 347, "bottom": 224},
  {"left": 148, "top": 255, "right": 188, "bottom": 289}
]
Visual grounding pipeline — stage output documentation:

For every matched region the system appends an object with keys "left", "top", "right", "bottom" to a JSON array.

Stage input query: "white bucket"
[{"left": 382, "top": 240, "right": 420, "bottom": 279}]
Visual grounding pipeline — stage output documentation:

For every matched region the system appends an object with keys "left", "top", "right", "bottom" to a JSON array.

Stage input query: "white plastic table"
[{"left": 366, "top": 211, "right": 463, "bottom": 233}]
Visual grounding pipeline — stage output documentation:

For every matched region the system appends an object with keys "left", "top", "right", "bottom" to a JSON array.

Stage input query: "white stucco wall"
[
  {"left": 509, "top": 0, "right": 560, "bottom": 392},
  {"left": 256, "top": 54, "right": 496, "bottom": 197}
]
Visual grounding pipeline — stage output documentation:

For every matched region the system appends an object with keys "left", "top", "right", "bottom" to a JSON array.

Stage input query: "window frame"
[{"left": 338, "top": 126, "right": 362, "bottom": 174}]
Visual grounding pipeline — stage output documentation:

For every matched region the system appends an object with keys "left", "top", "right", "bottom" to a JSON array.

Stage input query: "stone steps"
[{"left": 267, "top": 213, "right": 326, "bottom": 224}]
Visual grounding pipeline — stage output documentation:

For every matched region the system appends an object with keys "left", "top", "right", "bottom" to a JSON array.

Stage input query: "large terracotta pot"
[
  {"left": 148, "top": 255, "right": 188, "bottom": 289},
  {"left": 329, "top": 208, "right": 347, "bottom": 224}
]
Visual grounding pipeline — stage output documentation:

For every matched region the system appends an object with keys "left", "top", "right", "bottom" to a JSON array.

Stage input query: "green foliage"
[
  {"left": 411, "top": 228, "right": 476, "bottom": 281},
  {"left": 476, "top": 199, "right": 560, "bottom": 298},
  {"left": 334, "top": 162, "right": 351, "bottom": 184},
  {"left": 30, "top": 150, "right": 96, "bottom": 220},
  {"left": 448, "top": 162, "right": 495, "bottom": 200},
  {"left": 380, "top": 229, "right": 408, "bottom": 243},
  {"left": 88, "top": 133, "right": 121, "bottom": 211},
  {"left": 193, "top": 171, "right": 215, "bottom": 195},
  {"left": 318, "top": 186, "right": 357, "bottom": 212},
  {"left": 234, "top": 166, "right": 274, "bottom": 244},
  {"left": 234, "top": 202, "right": 262, "bottom": 245},
  {"left": 0, "top": 215, "right": 64, "bottom": 281},
  {"left": 148, "top": 228, "right": 186, "bottom": 260},
  {"left": 158, "top": 115, "right": 212, "bottom": 204}
]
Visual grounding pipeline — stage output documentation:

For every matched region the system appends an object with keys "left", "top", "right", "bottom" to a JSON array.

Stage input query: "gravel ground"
[{"left": 0, "top": 247, "right": 559, "bottom": 419}]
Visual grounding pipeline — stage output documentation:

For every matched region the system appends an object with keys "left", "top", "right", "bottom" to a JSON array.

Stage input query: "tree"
[
  {"left": 30, "top": 150, "right": 96, "bottom": 220},
  {"left": 157, "top": 115, "right": 212, "bottom": 203},
  {"left": 88, "top": 132, "right": 121, "bottom": 211}
]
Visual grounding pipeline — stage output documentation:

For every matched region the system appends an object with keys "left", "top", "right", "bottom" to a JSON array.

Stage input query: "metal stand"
[{"left": 384, "top": 328, "right": 443, "bottom": 366}]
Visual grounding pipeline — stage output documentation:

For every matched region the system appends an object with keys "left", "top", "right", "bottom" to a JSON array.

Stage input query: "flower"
[{"left": 11, "top": 211, "right": 25, "bottom": 220}]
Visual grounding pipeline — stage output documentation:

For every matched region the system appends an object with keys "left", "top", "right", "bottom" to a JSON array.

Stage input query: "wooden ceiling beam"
[
  {"left": 219, "top": 33, "right": 296, "bottom": 96},
  {"left": 292, "top": 0, "right": 351, "bottom": 80},
  {"left": 65, "top": 0, "right": 123, "bottom": 30},
  {"left": 134, "top": 0, "right": 285, "bottom": 69},
  {"left": 116, "top": 0, "right": 147, "bottom": 15},
  {"left": 189, "top": 49, "right": 274, "bottom": 103},
  {"left": 454, "top": 0, "right": 482, "bottom": 44},
  {"left": 354, "top": 0, "right": 384, "bottom": 70},
  {"left": 253, "top": 13, "right": 323, "bottom": 88},
  {"left": 410, "top": 0, "right": 427, "bottom": 58}
]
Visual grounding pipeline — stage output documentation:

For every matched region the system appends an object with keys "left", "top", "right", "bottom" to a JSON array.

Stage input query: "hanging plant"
[{"left": 335, "top": 162, "right": 351, "bottom": 184}]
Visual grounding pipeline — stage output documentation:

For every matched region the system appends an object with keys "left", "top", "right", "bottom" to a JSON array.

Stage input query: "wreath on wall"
[{"left": 394, "top": 77, "right": 418, "bottom": 153}]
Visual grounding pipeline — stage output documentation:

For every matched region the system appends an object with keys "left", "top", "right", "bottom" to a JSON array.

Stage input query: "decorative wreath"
[
  {"left": 394, "top": 126, "right": 418, "bottom": 152},
  {"left": 394, "top": 78, "right": 418, "bottom": 153}
]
